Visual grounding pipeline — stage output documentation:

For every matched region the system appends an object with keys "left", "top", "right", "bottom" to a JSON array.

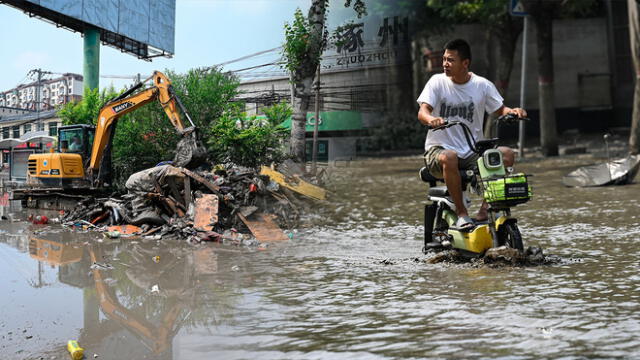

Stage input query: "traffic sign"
[{"left": 510, "top": 0, "right": 528, "bottom": 16}]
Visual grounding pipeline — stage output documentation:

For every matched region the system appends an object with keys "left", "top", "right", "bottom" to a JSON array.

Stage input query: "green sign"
[{"left": 278, "top": 111, "right": 363, "bottom": 132}]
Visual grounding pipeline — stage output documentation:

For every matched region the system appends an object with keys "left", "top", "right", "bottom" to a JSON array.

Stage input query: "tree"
[
  {"left": 58, "top": 87, "right": 118, "bottom": 126},
  {"left": 629, "top": 0, "right": 640, "bottom": 154},
  {"left": 282, "top": 0, "right": 366, "bottom": 165},
  {"left": 521, "top": 0, "right": 559, "bottom": 156},
  {"left": 521, "top": 0, "right": 598, "bottom": 156}
]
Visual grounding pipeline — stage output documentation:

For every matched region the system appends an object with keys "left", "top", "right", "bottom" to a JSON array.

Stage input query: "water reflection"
[{"left": 1, "top": 155, "right": 640, "bottom": 359}]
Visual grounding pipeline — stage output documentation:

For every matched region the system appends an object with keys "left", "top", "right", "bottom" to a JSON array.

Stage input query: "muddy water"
[{"left": 1, "top": 154, "right": 640, "bottom": 359}]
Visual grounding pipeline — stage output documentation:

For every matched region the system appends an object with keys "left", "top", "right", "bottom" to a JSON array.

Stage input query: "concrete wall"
[
  {"left": 326, "top": 137, "right": 357, "bottom": 162},
  {"left": 506, "top": 17, "right": 611, "bottom": 110}
]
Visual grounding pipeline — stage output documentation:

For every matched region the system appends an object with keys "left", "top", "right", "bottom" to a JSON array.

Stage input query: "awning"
[
  {"left": 20, "top": 130, "right": 56, "bottom": 143},
  {"left": 0, "top": 130, "right": 56, "bottom": 149}
]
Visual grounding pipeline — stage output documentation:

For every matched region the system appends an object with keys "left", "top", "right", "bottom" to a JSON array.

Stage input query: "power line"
[{"left": 213, "top": 46, "right": 282, "bottom": 68}]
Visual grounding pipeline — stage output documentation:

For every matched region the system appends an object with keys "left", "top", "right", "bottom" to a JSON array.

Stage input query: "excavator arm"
[{"left": 88, "top": 71, "right": 197, "bottom": 180}]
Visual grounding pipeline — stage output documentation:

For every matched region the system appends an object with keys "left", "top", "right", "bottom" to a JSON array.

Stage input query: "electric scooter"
[{"left": 420, "top": 114, "right": 531, "bottom": 257}]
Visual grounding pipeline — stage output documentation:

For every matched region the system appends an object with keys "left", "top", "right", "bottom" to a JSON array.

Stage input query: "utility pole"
[
  {"left": 28, "top": 68, "right": 52, "bottom": 150},
  {"left": 518, "top": 17, "right": 528, "bottom": 158},
  {"left": 311, "top": 65, "right": 321, "bottom": 175}
]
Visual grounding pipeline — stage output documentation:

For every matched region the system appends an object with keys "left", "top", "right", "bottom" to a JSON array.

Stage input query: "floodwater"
[{"left": 1, "top": 153, "right": 640, "bottom": 359}]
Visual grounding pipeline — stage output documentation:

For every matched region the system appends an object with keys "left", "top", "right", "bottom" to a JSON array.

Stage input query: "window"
[
  {"left": 12, "top": 126, "right": 19, "bottom": 138},
  {"left": 37, "top": 123, "right": 44, "bottom": 131},
  {"left": 48, "top": 122, "right": 58, "bottom": 137},
  {"left": 23, "top": 124, "right": 31, "bottom": 134},
  {"left": 59, "top": 128, "right": 84, "bottom": 153},
  {"left": 2, "top": 127, "right": 9, "bottom": 139}
]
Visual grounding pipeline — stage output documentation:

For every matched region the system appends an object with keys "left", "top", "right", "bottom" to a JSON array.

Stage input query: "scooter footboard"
[{"left": 449, "top": 225, "right": 493, "bottom": 255}]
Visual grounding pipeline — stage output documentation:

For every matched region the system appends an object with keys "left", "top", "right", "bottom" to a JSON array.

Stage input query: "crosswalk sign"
[{"left": 510, "top": 0, "right": 528, "bottom": 16}]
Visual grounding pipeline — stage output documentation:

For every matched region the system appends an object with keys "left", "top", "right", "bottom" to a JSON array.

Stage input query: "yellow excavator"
[{"left": 14, "top": 71, "right": 205, "bottom": 209}]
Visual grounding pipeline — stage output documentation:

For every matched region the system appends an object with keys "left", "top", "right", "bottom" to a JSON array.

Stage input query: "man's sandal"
[{"left": 454, "top": 215, "right": 475, "bottom": 232}]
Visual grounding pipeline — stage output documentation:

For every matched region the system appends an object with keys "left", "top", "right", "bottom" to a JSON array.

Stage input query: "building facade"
[
  {"left": 237, "top": 13, "right": 412, "bottom": 163},
  {"left": 0, "top": 110, "right": 61, "bottom": 180},
  {"left": 0, "top": 73, "right": 83, "bottom": 110}
]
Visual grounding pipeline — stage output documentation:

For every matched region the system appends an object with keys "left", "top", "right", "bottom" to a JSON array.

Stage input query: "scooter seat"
[
  {"left": 419, "top": 167, "right": 474, "bottom": 184},
  {"left": 428, "top": 186, "right": 449, "bottom": 197}
]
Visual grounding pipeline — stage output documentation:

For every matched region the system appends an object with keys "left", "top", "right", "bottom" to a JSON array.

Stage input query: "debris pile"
[{"left": 62, "top": 161, "right": 326, "bottom": 244}]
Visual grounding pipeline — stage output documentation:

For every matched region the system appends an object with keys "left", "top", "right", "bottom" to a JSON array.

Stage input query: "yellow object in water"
[
  {"left": 259, "top": 166, "right": 326, "bottom": 201},
  {"left": 67, "top": 340, "right": 84, "bottom": 360}
]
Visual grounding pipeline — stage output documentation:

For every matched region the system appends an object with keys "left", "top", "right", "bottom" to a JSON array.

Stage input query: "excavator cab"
[{"left": 58, "top": 124, "right": 95, "bottom": 157}]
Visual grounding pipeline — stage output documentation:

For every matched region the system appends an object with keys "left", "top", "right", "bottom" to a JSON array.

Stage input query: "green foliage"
[
  {"left": 206, "top": 105, "right": 289, "bottom": 168},
  {"left": 111, "top": 103, "right": 181, "bottom": 186},
  {"left": 57, "top": 87, "right": 118, "bottom": 125},
  {"left": 343, "top": 0, "right": 367, "bottom": 17},
  {"left": 262, "top": 101, "right": 293, "bottom": 126},
  {"left": 423, "top": 0, "right": 600, "bottom": 30},
  {"left": 282, "top": 8, "right": 314, "bottom": 74},
  {"left": 166, "top": 67, "right": 240, "bottom": 129}
]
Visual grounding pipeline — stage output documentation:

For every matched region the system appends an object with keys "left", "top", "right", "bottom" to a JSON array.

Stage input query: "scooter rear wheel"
[{"left": 498, "top": 223, "right": 524, "bottom": 252}]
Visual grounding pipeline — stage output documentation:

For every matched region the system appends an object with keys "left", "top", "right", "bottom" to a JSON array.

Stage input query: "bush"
[
  {"left": 207, "top": 105, "right": 289, "bottom": 168},
  {"left": 262, "top": 101, "right": 292, "bottom": 126}
]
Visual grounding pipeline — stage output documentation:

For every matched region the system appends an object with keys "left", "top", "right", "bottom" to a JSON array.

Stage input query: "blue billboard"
[{"left": 2, "top": 0, "right": 175, "bottom": 58}]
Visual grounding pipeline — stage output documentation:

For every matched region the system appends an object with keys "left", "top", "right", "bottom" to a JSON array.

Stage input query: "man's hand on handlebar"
[
  {"left": 428, "top": 116, "right": 446, "bottom": 128},
  {"left": 497, "top": 112, "right": 530, "bottom": 123},
  {"left": 509, "top": 107, "right": 527, "bottom": 119}
]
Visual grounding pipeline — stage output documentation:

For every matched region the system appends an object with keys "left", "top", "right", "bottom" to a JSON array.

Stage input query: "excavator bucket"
[{"left": 173, "top": 132, "right": 207, "bottom": 169}]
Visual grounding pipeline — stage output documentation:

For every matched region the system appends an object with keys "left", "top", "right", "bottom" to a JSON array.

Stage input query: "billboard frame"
[{"left": 0, "top": 0, "right": 173, "bottom": 60}]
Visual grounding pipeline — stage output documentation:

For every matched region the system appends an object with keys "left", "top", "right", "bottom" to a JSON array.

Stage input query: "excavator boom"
[{"left": 89, "top": 71, "right": 197, "bottom": 177}]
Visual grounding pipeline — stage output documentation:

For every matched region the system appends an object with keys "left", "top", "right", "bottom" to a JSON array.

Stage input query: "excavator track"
[{"left": 12, "top": 187, "right": 106, "bottom": 211}]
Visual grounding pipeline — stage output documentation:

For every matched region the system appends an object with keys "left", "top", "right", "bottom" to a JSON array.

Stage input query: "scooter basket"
[{"left": 481, "top": 173, "right": 531, "bottom": 206}]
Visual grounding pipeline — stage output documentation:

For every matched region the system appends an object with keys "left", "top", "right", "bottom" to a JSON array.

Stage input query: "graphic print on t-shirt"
[{"left": 439, "top": 100, "right": 475, "bottom": 123}]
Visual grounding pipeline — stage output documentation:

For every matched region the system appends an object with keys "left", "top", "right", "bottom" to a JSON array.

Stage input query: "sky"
[{"left": 0, "top": 0, "right": 315, "bottom": 91}]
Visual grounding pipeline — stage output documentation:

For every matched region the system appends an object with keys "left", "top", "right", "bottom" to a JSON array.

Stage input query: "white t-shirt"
[{"left": 417, "top": 73, "right": 503, "bottom": 158}]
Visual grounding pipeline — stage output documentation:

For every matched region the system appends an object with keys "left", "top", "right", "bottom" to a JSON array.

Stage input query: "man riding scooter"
[{"left": 417, "top": 39, "right": 527, "bottom": 230}]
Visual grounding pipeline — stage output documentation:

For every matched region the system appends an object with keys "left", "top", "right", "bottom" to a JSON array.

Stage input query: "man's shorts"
[{"left": 423, "top": 146, "right": 479, "bottom": 179}]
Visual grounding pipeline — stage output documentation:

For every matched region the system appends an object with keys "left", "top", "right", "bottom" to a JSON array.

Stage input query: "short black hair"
[{"left": 444, "top": 39, "right": 471, "bottom": 62}]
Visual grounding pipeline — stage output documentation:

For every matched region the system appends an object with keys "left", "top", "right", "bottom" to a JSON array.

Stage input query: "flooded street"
[{"left": 1, "top": 154, "right": 640, "bottom": 359}]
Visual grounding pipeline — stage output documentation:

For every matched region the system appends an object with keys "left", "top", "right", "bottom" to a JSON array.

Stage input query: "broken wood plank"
[
  {"left": 260, "top": 166, "right": 326, "bottom": 201},
  {"left": 141, "top": 226, "right": 162, "bottom": 236},
  {"left": 181, "top": 168, "right": 220, "bottom": 193},
  {"left": 90, "top": 211, "right": 109, "bottom": 225},
  {"left": 184, "top": 176, "right": 192, "bottom": 205},
  {"left": 238, "top": 212, "right": 289, "bottom": 242},
  {"left": 194, "top": 194, "right": 219, "bottom": 231}
]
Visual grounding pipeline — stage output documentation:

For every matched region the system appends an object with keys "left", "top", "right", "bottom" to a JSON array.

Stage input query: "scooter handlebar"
[
  {"left": 429, "top": 120, "right": 459, "bottom": 131},
  {"left": 497, "top": 113, "right": 530, "bottom": 123}
]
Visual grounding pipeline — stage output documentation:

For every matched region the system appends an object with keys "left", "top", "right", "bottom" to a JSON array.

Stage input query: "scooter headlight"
[{"left": 483, "top": 149, "right": 503, "bottom": 169}]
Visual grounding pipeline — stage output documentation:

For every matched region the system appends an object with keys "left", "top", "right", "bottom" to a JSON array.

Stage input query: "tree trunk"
[
  {"left": 534, "top": 12, "right": 558, "bottom": 156},
  {"left": 484, "top": 16, "right": 523, "bottom": 139},
  {"left": 628, "top": 0, "right": 640, "bottom": 154},
  {"left": 290, "top": 0, "right": 327, "bottom": 164}
]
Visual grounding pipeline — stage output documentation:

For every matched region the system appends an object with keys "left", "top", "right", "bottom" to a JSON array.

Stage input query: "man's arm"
[
  {"left": 492, "top": 105, "right": 527, "bottom": 118},
  {"left": 418, "top": 103, "right": 446, "bottom": 127}
]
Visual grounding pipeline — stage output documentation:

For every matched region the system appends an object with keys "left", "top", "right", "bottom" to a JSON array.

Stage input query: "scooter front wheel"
[{"left": 497, "top": 222, "right": 524, "bottom": 252}]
